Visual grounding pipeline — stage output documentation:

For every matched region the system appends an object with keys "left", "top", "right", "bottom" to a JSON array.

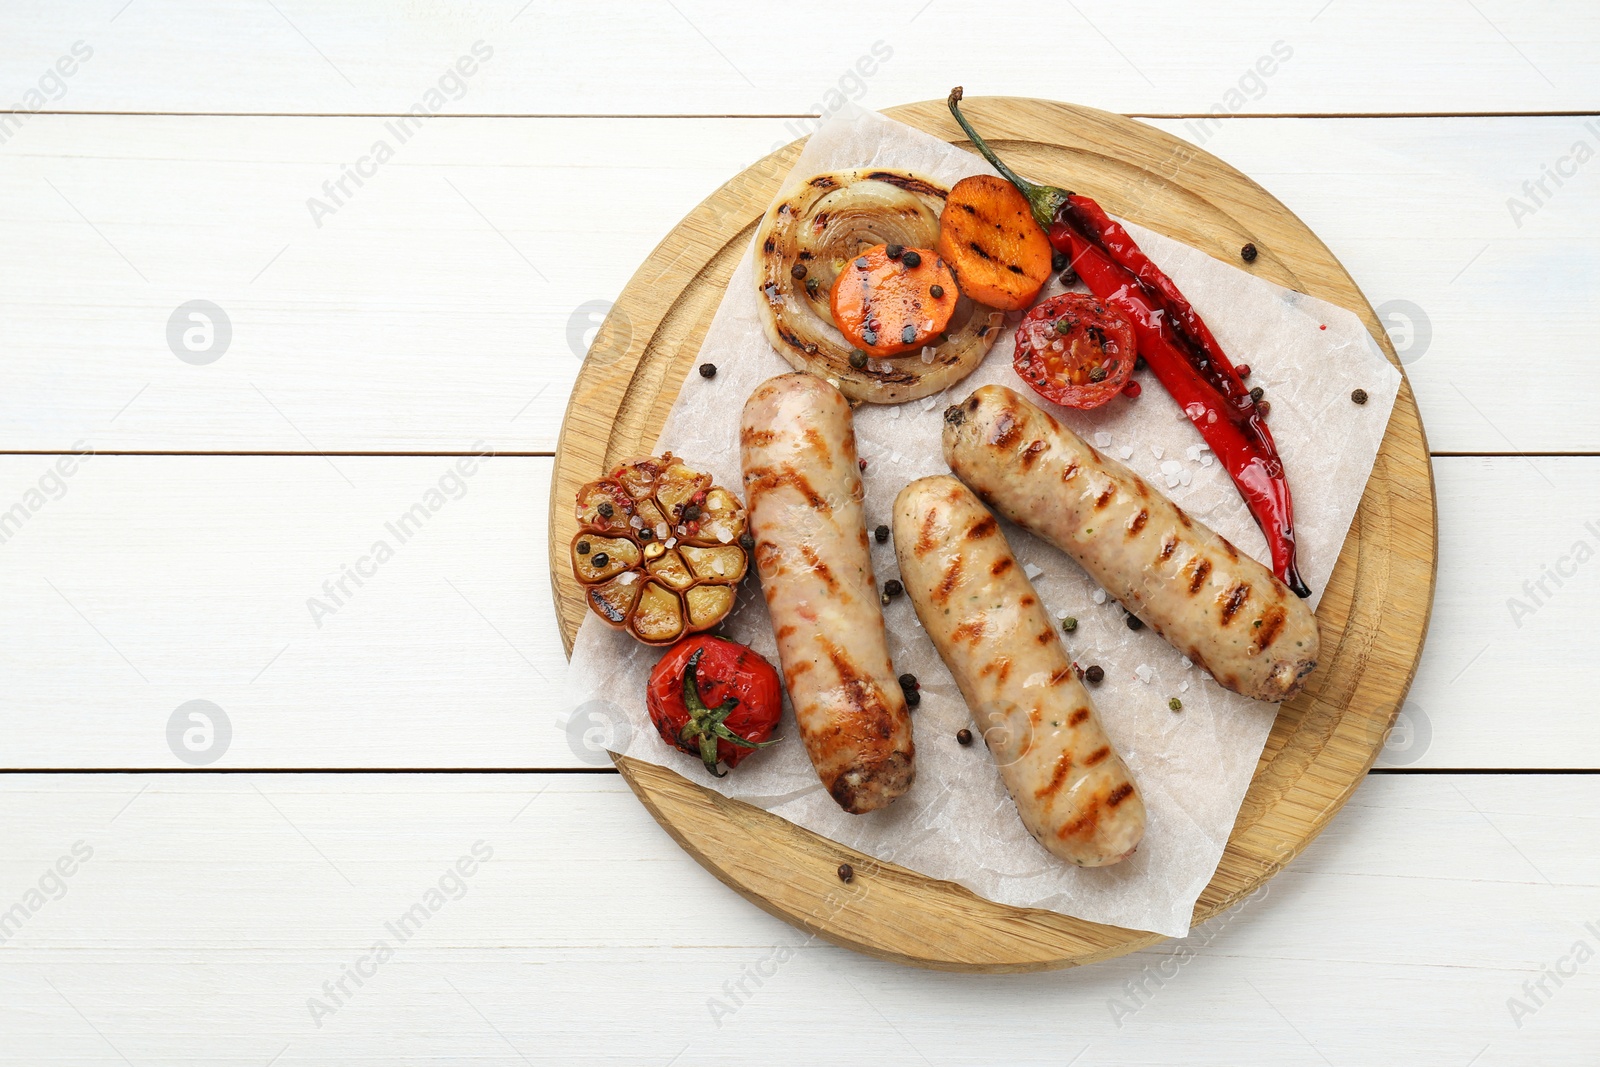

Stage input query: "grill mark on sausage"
[
  {"left": 934, "top": 555, "right": 965, "bottom": 603},
  {"left": 1219, "top": 582, "right": 1250, "bottom": 626},
  {"left": 1021, "top": 440, "right": 1046, "bottom": 469},
  {"left": 1060, "top": 461, "right": 1080, "bottom": 483},
  {"left": 1068, "top": 708, "right": 1090, "bottom": 726},
  {"left": 1084, "top": 746, "right": 1111, "bottom": 767},
  {"left": 975, "top": 657, "right": 1011, "bottom": 686},
  {"left": 1094, "top": 483, "right": 1116, "bottom": 510},
  {"left": 821, "top": 637, "right": 895, "bottom": 729},
  {"left": 1127, "top": 508, "right": 1149, "bottom": 537},
  {"left": 950, "top": 618, "right": 985, "bottom": 645},
  {"left": 1159, "top": 534, "right": 1177, "bottom": 562},
  {"left": 801, "top": 425, "right": 831, "bottom": 463},
  {"left": 1036, "top": 628, "right": 1054, "bottom": 644},
  {"left": 744, "top": 464, "right": 830, "bottom": 512},
  {"left": 775, "top": 624, "right": 797, "bottom": 639},
  {"left": 1034, "top": 752, "right": 1074, "bottom": 800},
  {"left": 1059, "top": 797, "right": 1101, "bottom": 840},
  {"left": 786, "top": 660, "right": 813, "bottom": 679},
  {"left": 991, "top": 411, "right": 1019, "bottom": 448},
  {"left": 1134, "top": 478, "right": 1149, "bottom": 499},
  {"left": 990, "top": 556, "right": 1014, "bottom": 577},
  {"left": 739, "top": 426, "right": 778, "bottom": 448},
  {"left": 1175, "top": 508, "right": 1193, "bottom": 529},
  {"left": 966, "top": 515, "right": 998, "bottom": 541},
  {"left": 1187, "top": 557, "right": 1213, "bottom": 595},
  {"left": 1106, "top": 782, "right": 1135, "bottom": 809},
  {"left": 1220, "top": 537, "right": 1240, "bottom": 561},
  {"left": 798, "top": 544, "right": 839, "bottom": 594},
  {"left": 915, "top": 510, "right": 940, "bottom": 555},
  {"left": 1020, "top": 595, "right": 1036, "bottom": 607},
  {"left": 1254, "top": 606, "right": 1287, "bottom": 652}
]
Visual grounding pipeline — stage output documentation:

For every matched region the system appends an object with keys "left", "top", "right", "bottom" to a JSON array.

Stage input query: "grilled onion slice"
[{"left": 755, "top": 169, "right": 1002, "bottom": 405}]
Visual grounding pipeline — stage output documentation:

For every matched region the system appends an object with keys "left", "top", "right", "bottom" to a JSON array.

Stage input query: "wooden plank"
[
  {"left": 3, "top": 2, "right": 1597, "bottom": 115},
  {"left": 0, "top": 114, "right": 1594, "bottom": 454},
  {"left": 0, "top": 773, "right": 1593, "bottom": 1063},
  {"left": 0, "top": 453, "right": 1592, "bottom": 769}
]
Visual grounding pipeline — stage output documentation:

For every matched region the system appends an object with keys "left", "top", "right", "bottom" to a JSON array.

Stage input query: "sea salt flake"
[
  {"left": 1165, "top": 474, "right": 1181, "bottom": 488},
  {"left": 1024, "top": 562, "right": 1043, "bottom": 580},
  {"left": 1160, "top": 460, "right": 1182, "bottom": 475},
  {"left": 1185, "top": 444, "right": 1203, "bottom": 462},
  {"left": 1135, "top": 664, "right": 1154, "bottom": 684},
  {"left": 1151, "top": 445, "right": 1165, "bottom": 460},
  {"left": 1179, "top": 680, "right": 1190, "bottom": 693},
  {"left": 1179, "top": 469, "right": 1192, "bottom": 487},
  {"left": 1117, "top": 446, "right": 1134, "bottom": 460},
  {"left": 1200, "top": 454, "right": 1215, "bottom": 468},
  {"left": 1094, "top": 432, "right": 1113, "bottom": 448},
  {"left": 1181, "top": 656, "right": 1193, "bottom": 670},
  {"left": 1091, "top": 588, "right": 1107, "bottom": 605},
  {"left": 618, "top": 572, "right": 637, "bottom": 585}
]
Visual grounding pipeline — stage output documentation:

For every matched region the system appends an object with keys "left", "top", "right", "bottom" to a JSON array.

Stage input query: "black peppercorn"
[
  {"left": 902, "top": 324, "right": 916, "bottom": 344},
  {"left": 683, "top": 504, "right": 701, "bottom": 521},
  {"left": 837, "top": 863, "right": 854, "bottom": 883},
  {"left": 875, "top": 524, "right": 889, "bottom": 543},
  {"left": 929, "top": 284, "right": 944, "bottom": 299},
  {"left": 1059, "top": 267, "right": 1078, "bottom": 287},
  {"left": 904, "top": 688, "right": 921, "bottom": 708},
  {"left": 1126, "top": 613, "right": 1143, "bottom": 631},
  {"left": 901, "top": 249, "right": 922, "bottom": 268},
  {"left": 1052, "top": 250, "right": 1070, "bottom": 272},
  {"left": 956, "top": 728, "right": 973, "bottom": 746},
  {"left": 638, "top": 526, "right": 653, "bottom": 541},
  {"left": 1089, "top": 366, "right": 1107, "bottom": 383},
  {"left": 883, "top": 579, "right": 903, "bottom": 598},
  {"left": 885, "top": 244, "right": 904, "bottom": 260},
  {"left": 791, "top": 263, "right": 807, "bottom": 280},
  {"left": 591, "top": 552, "right": 609, "bottom": 568},
  {"left": 1249, "top": 386, "right": 1264, "bottom": 403},
  {"left": 805, "top": 277, "right": 819, "bottom": 297},
  {"left": 849, "top": 349, "right": 868, "bottom": 369},
  {"left": 1352, "top": 388, "right": 1369, "bottom": 405},
  {"left": 699, "top": 363, "right": 717, "bottom": 379},
  {"left": 898, "top": 673, "right": 918, "bottom": 691},
  {"left": 738, "top": 532, "right": 755, "bottom": 550},
  {"left": 1085, "top": 665, "right": 1105, "bottom": 684},
  {"left": 576, "top": 541, "right": 591, "bottom": 555},
  {"left": 597, "top": 501, "right": 614, "bottom": 519},
  {"left": 1241, "top": 243, "right": 1258, "bottom": 262}
]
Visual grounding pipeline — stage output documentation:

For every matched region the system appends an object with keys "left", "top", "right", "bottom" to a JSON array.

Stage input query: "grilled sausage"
[
  {"left": 943, "top": 385, "right": 1319, "bottom": 702},
  {"left": 740, "top": 373, "right": 914, "bottom": 813},
  {"left": 893, "top": 476, "right": 1145, "bottom": 866}
]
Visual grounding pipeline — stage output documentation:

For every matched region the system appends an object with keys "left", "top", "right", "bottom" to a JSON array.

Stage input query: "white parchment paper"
[{"left": 565, "top": 104, "right": 1400, "bottom": 937}]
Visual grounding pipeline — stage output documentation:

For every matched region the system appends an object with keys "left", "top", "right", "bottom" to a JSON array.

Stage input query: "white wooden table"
[{"left": 1, "top": 3, "right": 1596, "bottom": 1062}]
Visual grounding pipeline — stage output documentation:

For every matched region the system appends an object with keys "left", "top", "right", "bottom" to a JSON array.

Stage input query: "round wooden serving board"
[{"left": 549, "top": 97, "right": 1437, "bottom": 972}]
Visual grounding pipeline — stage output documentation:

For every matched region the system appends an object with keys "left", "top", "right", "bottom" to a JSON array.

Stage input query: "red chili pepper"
[{"left": 947, "top": 88, "right": 1311, "bottom": 598}]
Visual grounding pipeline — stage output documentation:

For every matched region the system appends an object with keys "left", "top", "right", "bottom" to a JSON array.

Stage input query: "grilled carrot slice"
[
  {"left": 936, "top": 174, "right": 1052, "bottom": 311},
  {"left": 829, "top": 244, "right": 958, "bottom": 358}
]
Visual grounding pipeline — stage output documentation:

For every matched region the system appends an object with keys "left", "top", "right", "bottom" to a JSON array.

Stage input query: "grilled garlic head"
[{"left": 572, "top": 453, "right": 749, "bottom": 645}]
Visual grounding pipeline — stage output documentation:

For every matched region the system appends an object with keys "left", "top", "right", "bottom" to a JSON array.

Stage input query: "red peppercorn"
[
  {"left": 1236, "top": 364, "right": 1251, "bottom": 379},
  {"left": 1122, "top": 381, "right": 1141, "bottom": 398}
]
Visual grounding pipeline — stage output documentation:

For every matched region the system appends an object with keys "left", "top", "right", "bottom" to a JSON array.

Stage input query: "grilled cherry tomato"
[
  {"left": 1012, "top": 293, "right": 1137, "bottom": 409},
  {"left": 645, "top": 636, "right": 782, "bottom": 776}
]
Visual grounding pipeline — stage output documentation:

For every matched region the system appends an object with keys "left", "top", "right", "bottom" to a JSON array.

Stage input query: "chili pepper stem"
[{"left": 948, "top": 87, "right": 1070, "bottom": 233}]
